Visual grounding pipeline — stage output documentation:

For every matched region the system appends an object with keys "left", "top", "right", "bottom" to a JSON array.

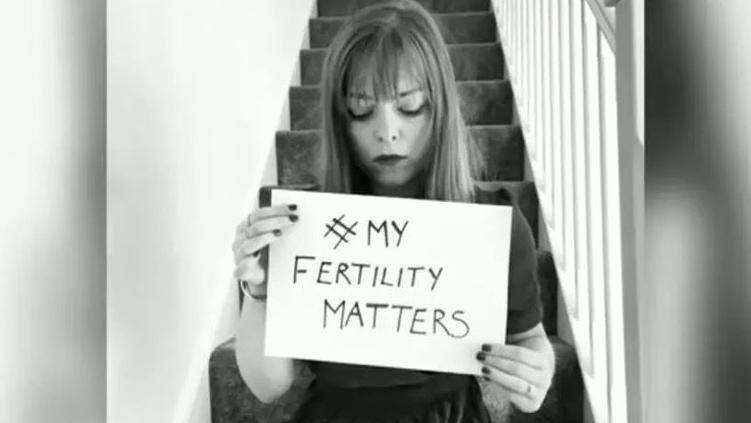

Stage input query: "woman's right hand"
[{"left": 233, "top": 203, "right": 299, "bottom": 298}]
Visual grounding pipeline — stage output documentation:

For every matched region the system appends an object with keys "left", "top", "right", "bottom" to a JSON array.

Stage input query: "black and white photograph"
[{"left": 2, "top": 1, "right": 750, "bottom": 423}]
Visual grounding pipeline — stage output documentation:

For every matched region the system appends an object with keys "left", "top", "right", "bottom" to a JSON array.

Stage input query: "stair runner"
[{"left": 209, "top": 0, "right": 583, "bottom": 422}]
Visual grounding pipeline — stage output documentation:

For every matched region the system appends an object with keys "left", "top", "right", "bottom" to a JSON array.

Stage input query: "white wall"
[
  {"left": 0, "top": 2, "right": 105, "bottom": 422},
  {"left": 107, "top": 1, "right": 315, "bottom": 422}
]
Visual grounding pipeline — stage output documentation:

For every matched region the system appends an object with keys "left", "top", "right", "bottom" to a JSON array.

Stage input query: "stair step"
[
  {"left": 301, "top": 43, "right": 503, "bottom": 85},
  {"left": 536, "top": 250, "right": 558, "bottom": 336},
  {"left": 317, "top": 0, "right": 491, "bottom": 17},
  {"left": 209, "top": 338, "right": 315, "bottom": 423},
  {"left": 274, "top": 130, "right": 323, "bottom": 188},
  {"left": 473, "top": 124, "right": 523, "bottom": 181},
  {"left": 289, "top": 80, "right": 513, "bottom": 130},
  {"left": 210, "top": 334, "right": 580, "bottom": 423},
  {"left": 276, "top": 125, "right": 522, "bottom": 187},
  {"left": 309, "top": 11, "right": 497, "bottom": 48}
]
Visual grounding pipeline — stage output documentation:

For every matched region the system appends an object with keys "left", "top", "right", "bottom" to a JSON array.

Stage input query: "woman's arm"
[
  {"left": 235, "top": 297, "right": 297, "bottom": 403},
  {"left": 232, "top": 203, "right": 300, "bottom": 403}
]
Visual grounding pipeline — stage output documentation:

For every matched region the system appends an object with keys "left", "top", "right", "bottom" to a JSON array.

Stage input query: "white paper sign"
[{"left": 265, "top": 190, "right": 512, "bottom": 375}]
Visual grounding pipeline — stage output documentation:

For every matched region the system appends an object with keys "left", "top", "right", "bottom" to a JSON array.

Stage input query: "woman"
[{"left": 232, "top": 1, "right": 554, "bottom": 421}]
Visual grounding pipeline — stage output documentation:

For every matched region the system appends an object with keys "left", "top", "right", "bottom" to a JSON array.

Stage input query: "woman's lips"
[{"left": 374, "top": 154, "right": 407, "bottom": 166}]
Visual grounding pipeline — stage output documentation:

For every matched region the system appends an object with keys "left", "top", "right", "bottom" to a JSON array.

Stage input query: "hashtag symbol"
[{"left": 324, "top": 214, "right": 358, "bottom": 249}]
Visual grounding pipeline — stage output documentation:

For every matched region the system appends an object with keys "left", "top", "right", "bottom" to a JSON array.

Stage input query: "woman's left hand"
[{"left": 476, "top": 343, "right": 554, "bottom": 413}]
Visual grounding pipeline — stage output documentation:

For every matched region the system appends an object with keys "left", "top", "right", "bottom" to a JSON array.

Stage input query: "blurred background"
[{"left": 0, "top": 0, "right": 748, "bottom": 422}]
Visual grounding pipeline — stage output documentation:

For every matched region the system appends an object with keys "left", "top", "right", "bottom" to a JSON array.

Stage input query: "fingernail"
[
  {"left": 288, "top": 204, "right": 297, "bottom": 211},
  {"left": 273, "top": 229, "right": 282, "bottom": 236},
  {"left": 252, "top": 251, "right": 260, "bottom": 257},
  {"left": 476, "top": 352, "right": 486, "bottom": 361},
  {"left": 482, "top": 376, "right": 491, "bottom": 382},
  {"left": 289, "top": 214, "right": 298, "bottom": 222},
  {"left": 481, "top": 366, "right": 490, "bottom": 375},
  {"left": 481, "top": 344, "right": 491, "bottom": 352}
]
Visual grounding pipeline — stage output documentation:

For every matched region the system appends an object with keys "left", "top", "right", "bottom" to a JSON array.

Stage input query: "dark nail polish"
[
  {"left": 273, "top": 229, "right": 282, "bottom": 236},
  {"left": 476, "top": 352, "right": 486, "bottom": 361},
  {"left": 289, "top": 214, "right": 298, "bottom": 222},
  {"left": 481, "top": 366, "right": 490, "bottom": 375},
  {"left": 288, "top": 204, "right": 297, "bottom": 211},
  {"left": 481, "top": 344, "right": 491, "bottom": 352}
]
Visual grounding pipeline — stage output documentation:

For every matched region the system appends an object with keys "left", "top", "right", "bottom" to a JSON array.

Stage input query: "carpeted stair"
[
  {"left": 301, "top": 43, "right": 503, "bottom": 84},
  {"left": 209, "top": 0, "right": 582, "bottom": 421}
]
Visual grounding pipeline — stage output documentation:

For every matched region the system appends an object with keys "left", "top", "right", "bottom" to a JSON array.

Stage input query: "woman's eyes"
[
  {"left": 396, "top": 93, "right": 427, "bottom": 114},
  {"left": 347, "top": 99, "right": 375, "bottom": 120},
  {"left": 346, "top": 93, "right": 428, "bottom": 120},
  {"left": 397, "top": 103, "right": 427, "bottom": 116}
]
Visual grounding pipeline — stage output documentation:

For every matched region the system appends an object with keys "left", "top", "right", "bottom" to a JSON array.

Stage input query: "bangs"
[{"left": 343, "top": 30, "right": 430, "bottom": 102}]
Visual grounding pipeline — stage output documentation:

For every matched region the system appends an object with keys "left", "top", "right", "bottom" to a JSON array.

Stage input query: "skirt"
[{"left": 288, "top": 374, "right": 492, "bottom": 423}]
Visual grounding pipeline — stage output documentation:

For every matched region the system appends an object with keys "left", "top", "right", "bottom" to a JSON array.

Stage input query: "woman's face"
[{"left": 346, "top": 72, "right": 433, "bottom": 190}]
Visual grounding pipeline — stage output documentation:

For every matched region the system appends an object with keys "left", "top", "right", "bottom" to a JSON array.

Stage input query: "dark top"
[{"left": 306, "top": 186, "right": 543, "bottom": 390}]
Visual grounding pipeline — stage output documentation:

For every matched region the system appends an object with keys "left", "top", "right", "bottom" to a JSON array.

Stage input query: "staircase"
[{"left": 209, "top": 0, "right": 583, "bottom": 421}]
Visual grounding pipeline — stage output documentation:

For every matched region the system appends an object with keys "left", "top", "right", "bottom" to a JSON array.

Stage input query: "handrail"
[{"left": 584, "top": 0, "right": 616, "bottom": 51}]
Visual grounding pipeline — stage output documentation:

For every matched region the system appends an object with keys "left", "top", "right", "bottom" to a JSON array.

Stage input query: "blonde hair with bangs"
[{"left": 319, "top": 0, "right": 484, "bottom": 202}]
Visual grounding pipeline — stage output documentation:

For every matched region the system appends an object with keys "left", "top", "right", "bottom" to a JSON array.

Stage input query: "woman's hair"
[{"left": 319, "top": 0, "right": 484, "bottom": 202}]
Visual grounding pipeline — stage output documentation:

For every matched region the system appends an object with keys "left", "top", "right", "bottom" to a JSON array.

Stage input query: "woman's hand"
[
  {"left": 476, "top": 325, "right": 555, "bottom": 413},
  {"left": 232, "top": 203, "right": 299, "bottom": 298}
]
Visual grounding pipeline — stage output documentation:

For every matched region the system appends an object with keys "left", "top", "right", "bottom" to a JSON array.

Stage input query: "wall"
[
  {"left": 107, "top": 1, "right": 315, "bottom": 422},
  {"left": 0, "top": 1, "right": 105, "bottom": 422}
]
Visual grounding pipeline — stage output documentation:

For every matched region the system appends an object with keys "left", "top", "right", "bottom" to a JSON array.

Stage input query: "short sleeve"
[{"left": 505, "top": 205, "right": 543, "bottom": 334}]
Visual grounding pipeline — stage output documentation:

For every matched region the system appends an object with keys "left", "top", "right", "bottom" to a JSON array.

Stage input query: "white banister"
[
  {"left": 583, "top": 0, "right": 615, "bottom": 49},
  {"left": 550, "top": 2, "right": 563, "bottom": 262},
  {"left": 492, "top": 1, "right": 636, "bottom": 422},
  {"left": 560, "top": 0, "right": 577, "bottom": 314}
]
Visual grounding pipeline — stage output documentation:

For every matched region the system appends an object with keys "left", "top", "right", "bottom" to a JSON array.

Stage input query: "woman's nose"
[{"left": 374, "top": 104, "right": 400, "bottom": 142}]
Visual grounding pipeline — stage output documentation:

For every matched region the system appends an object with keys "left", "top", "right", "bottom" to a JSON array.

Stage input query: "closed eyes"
[
  {"left": 346, "top": 91, "right": 428, "bottom": 120},
  {"left": 347, "top": 97, "right": 375, "bottom": 118},
  {"left": 397, "top": 92, "right": 427, "bottom": 114}
]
